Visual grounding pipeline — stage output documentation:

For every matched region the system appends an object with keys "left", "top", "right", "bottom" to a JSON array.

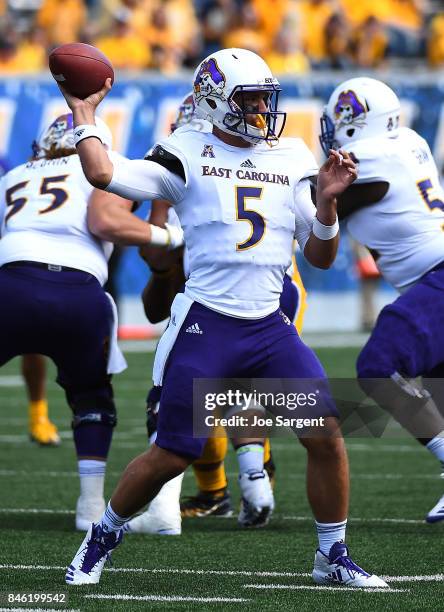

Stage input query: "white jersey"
[
  {"left": 167, "top": 206, "right": 190, "bottom": 278},
  {"left": 109, "top": 128, "right": 318, "bottom": 318},
  {"left": 0, "top": 154, "right": 114, "bottom": 285},
  {"left": 344, "top": 127, "right": 444, "bottom": 291},
  {"left": 167, "top": 205, "right": 293, "bottom": 281}
]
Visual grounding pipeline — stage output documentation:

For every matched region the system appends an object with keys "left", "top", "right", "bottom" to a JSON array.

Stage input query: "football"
[{"left": 49, "top": 43, "right": 114, "bottom": 99}]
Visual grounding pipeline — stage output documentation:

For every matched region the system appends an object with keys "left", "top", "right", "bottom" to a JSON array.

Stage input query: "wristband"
[
  {"left": 165, "top": 223, "right": 184, "bottom": 250},
  {"left": 312, "top": 215, "right": 339, "bottom": 240},
  {"left": 149, "top": 224, "right": 170, "bottom": 247},
  {"left": 74, "top": 124, "right": 104, "bottom": 147}
]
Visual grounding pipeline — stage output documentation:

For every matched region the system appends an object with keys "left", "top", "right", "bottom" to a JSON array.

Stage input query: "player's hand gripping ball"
[{"left": 49, "top": 43, "right": 114, "bottom": 99}]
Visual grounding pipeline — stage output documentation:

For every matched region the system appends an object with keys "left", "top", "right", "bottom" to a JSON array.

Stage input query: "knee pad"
[
  {"left": 68, "top": 384, "right": 117, "bottom": 429},
  {"left": 359, "top": 371, "right": 430, "bottom": 406},
  {"left": 358, "top": 371, "right": 444, "bottom": 440},
  {"left": 146, "top": 385, "right": 162, "bottom": 438}
]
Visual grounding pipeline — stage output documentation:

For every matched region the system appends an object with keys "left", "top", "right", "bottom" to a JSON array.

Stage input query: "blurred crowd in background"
[{"left": 0, "top": 0, "right": 444, "bottom": 75}]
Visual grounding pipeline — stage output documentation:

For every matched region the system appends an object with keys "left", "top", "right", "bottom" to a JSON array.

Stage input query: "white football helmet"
[
  {"left": 320, "top": 77, "right": 401, "bottom": 155},
  {"left": 192, "top": 48, "right": 286, "bottom": 144},
  {"left": 33, "top": 113, "right": 113, "bottom": 158}
]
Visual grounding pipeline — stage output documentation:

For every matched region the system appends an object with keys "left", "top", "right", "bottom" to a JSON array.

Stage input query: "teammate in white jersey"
[
  {"left": 63, "top": 48, "right": 388, "bottom": 588},
  {"left": 320, "top": 76, "right": 444, "bottom": 523},
  {"left": 0, "top": 113, "right": 184, "bottom": 531}
]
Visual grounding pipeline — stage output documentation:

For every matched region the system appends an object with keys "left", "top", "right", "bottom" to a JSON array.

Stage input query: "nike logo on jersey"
[
  {"left": 240, "top": 159, "right": 256, "bottom": 168},
  {"left": 186, "top": 323, "right": 203, "bottom": 334}
]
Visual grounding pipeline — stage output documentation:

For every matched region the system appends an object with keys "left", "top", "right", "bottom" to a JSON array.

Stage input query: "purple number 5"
[
  {"left": 235, "top": 186, "right": 265, "bottom": 251},
  {"left": 417, "top": 178, "right": 444, "bottom": 212}
]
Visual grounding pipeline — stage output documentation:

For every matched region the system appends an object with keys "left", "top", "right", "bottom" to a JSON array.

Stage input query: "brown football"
[{"left": 49, "top": 43, "right": 114, "bottom": 99}]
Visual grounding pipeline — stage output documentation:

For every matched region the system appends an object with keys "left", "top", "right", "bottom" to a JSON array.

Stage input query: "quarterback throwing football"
[{"left": 60, "top": 49, "right": 387, "bottom": 588}]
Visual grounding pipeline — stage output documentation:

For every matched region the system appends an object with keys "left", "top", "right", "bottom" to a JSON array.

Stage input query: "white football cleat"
[
  {"left": 238, "top": 470, "right": 274, "bottom": 528},
  {"left": 75, "top": 496, "right": 106, "bottom": 531},
  {"left": 124, "top": 473, "right": 183, "bottom": 535},
  {"left": 312, "top": 541, "right": 389, "bottom": 588},
  {"left": 66, "top": 522, "right": 123, "bottom": 585},
  {"left": 426, "top": 493, "right": 444, "bottom": 523}
]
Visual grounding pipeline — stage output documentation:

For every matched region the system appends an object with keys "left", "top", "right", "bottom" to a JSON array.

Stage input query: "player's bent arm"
[
  {"left": 303, "top": 232, "right": 339, "bottom": 270},
  {"left": 140, "top": 199, "right": 177, "bottom": 271},
  {"left": 140, "top": 199, "right": 185, "bottom": 322},
  {"left": 293, "top": 180, "right": 339, "bottom": 270},
  {"left": 142, "top": 260, "right": 186, "bottom": 323},
  {"left": 75, "top": 135, "right": 113, "bottom": 188},
  {"left": 88, "top": 189, "right": 146, "bottom": 246},
  {"left": 302, "top": 149, "right": 357, "bottom": 268},
  {"left": 305, "top": 190, "right": 339, "bottom": 269},
  {"left": 60, "top": 80, "right": 186, "bottom": 201},
  {"left": 336, "top": 182, "right": 389, "bottom": 221},
  {"left": 87, "top": 190, "right": 183, "bottom": 248}
]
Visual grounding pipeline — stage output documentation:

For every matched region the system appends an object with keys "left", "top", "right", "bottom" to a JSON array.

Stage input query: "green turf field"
[{"left": 0, "top": 346, "right": 442, "bottom": 611}]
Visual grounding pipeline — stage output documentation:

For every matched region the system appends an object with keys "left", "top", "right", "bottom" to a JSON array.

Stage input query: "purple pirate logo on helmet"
[
  {"left": 44, "top": 114, "right": 75, "bottom": 149},
  {"left": 171, "top": 93, "right": 195, "bottom": 132},
  {"left": 334, "top": 90, "right": 368, "bottom": 129},
  {"left": 193, "top": 58, "right": 226, "bottom": 102},
  {"left": 32, "top": 113, "right": 75, "bottom": 158}
]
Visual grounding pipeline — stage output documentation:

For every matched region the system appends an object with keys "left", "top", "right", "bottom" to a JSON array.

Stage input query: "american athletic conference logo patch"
[{"left": 201, "top": 144, "right": 215, "bottom": 158}]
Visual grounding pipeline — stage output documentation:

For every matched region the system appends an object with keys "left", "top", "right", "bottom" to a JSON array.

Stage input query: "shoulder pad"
[
  {"left": 144, "top": 145, "right": 179, "bottom": 162},
  {"left": 144, "top": 145, "right": 185, "bottom": 182}
]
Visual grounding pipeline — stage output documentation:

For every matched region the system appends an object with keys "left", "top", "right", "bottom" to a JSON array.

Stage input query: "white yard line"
[
  {"left": 84, "top": 594, "right": 251, "bottom": 603},
  {"left": 0, "top": 508, "right": 431, "bottom": 525},
  {"left": 0, "top": 509, "right": 75, "bottom": 514},
  {"left": 243, "top": 584, "right": 408, "bottom": 593},
  {"left": 0, "top": 469, "right": 438, "bottom": 481},
  {"left": 283, "top": 515, "right": 425, "bottom": 525},
  {"left": 385, "top": 574, "right": 444, "bottom": 582},
  {"left": 118, "top": 340, "right": 158, "bottom": 352},
  {"left": 0, "top": 508, "right": 433, "bottom": 525},
  {"left": 0, "top": 564, "right": 442, "bottom": 584},
  {"left": 0, "top": 375, "right": 23, "bottom": 386},
  {"left": 0, "top": 609, "right": 79, "bottom": 612},
  {"left": 0, "top": 429, "right": 146, "bottom": 443},
  {"left": 0, "top": 434, "right": 422, "bottom": 453}
]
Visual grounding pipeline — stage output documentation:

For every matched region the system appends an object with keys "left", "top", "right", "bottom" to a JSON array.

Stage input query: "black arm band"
[{"left": 145, "top": 146, "right": 186, "bottom": 182}]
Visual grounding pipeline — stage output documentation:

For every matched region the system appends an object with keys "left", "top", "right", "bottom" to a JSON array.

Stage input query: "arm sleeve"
[
  {"left": 105, "top": 152, "right": 186, "bottom": 204},
  {"left": 293, "top": 178, "right": 316, "bottom": 252}
]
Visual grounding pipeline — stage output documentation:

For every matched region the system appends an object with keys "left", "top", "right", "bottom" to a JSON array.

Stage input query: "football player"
[
  {"left": 0, "top": 113, "right": 183, "bottom": 531},
  {"left": 0, "top": 157, "right": 58, "bottom": 446},
  {"left": 126, "top": 94, "right": 307, "bottom": 535},
  {"left": 62, "top": 48, "right": 387, "bottom": 588},
  {"left": 321, "top": 77, "right": 444, "bottom": 524}
]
